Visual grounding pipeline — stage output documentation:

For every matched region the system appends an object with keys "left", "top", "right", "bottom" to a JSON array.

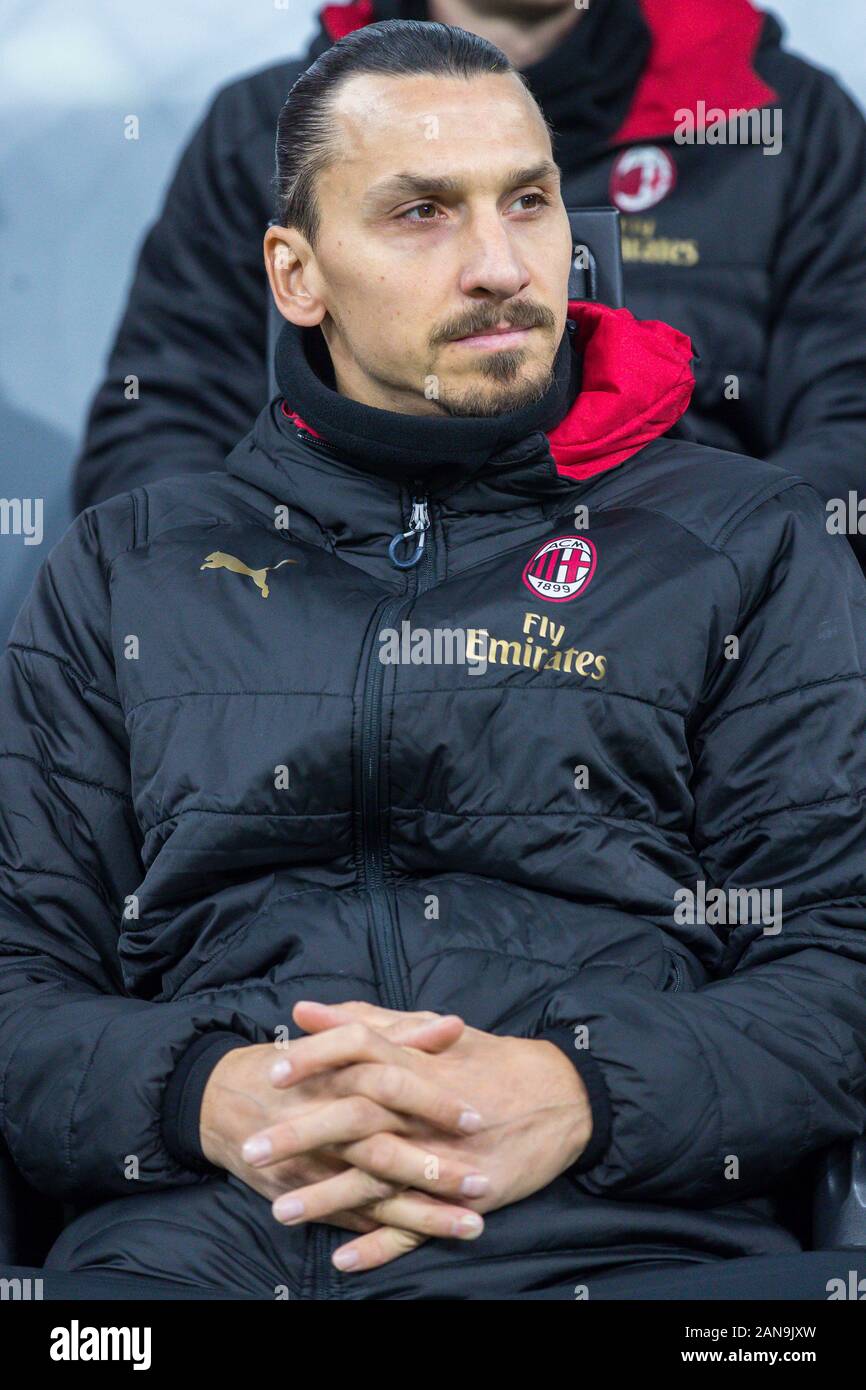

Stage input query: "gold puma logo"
[{"left": 199, "top": 551, "right": 298, "bottom": 599}]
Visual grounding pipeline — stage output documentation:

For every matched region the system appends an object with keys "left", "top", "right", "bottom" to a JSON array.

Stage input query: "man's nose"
[{"left": 456, "top": 213, "right": 529, "bottom": 300}]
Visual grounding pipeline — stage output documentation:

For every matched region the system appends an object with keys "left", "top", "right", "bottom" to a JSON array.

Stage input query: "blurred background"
[{"left": 1, "top": 0, "right": 865, "bottom": 639}]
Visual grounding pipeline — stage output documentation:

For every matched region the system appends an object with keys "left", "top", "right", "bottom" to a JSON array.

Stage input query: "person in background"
[{"left": 72, "top": 0, "right": 866, "bottom": 563}]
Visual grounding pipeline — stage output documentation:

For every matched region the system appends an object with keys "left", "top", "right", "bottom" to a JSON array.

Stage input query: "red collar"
[
  {"left": 547, "top": 300, "right": 694, "bottom": 478},
  {"left": 283, "top": 300, "right": 694, "bottom": 480}
]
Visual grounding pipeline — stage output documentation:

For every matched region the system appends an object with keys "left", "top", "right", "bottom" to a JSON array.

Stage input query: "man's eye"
[
  {"left": 401, "top": 203, "right": 441, "bottom": 223},
  {"left": 398, "top": 192, "right": 549, "bottom": 224},
  {"left": 512, "top": 192, "right": 549, "bottom": 212}
]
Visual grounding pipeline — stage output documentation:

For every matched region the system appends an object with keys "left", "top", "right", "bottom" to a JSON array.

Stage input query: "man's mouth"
[{"left": 451, "top": 324, "right": 536, "bottom": 349}]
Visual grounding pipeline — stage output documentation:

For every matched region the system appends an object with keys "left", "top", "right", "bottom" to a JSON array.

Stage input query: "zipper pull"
[{"left": 388, "top": 496, "right": 429, "bottom": 569}]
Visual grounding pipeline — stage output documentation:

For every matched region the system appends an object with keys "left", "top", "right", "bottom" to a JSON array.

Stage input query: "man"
[
  {"left": 1, "top": 20, "right": 865, "bottom": 1300},
  {"left": 72, "top": 0, "right": 866, "bottom": 563}
]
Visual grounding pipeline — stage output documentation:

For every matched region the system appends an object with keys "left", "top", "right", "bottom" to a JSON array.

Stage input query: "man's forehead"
[
  {"left": 330, "top": 70, "right": 543, "bottom": 151},
  {"left": 325, "top": 70, "right": 554, "bottom": 196}
]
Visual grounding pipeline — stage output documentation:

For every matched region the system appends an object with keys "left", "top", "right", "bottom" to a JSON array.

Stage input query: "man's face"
[{"left": 267, "top": 71, "right": 573, "bottom": 418}]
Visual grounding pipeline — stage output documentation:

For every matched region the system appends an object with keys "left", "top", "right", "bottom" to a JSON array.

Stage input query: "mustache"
[{"left": 435, "top": 302, "right": 557, "bottom": 344}]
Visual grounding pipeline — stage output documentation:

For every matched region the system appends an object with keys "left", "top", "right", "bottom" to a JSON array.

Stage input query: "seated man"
[{"left": 1, "top": 19, "right": 865, "bottom": 1301}]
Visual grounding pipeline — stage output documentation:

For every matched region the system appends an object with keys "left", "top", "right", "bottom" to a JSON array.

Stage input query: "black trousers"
[{"left": 41, "top": 1174, "right": 864, "bottom": 1302}]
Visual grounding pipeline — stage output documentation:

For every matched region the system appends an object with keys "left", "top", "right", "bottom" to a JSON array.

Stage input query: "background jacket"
[
  {"left": 72, "top": 0, "right": 866, "bottom": 564},
  {"left": 3, "top": 303, "right": 866, "bottom": 1293}
]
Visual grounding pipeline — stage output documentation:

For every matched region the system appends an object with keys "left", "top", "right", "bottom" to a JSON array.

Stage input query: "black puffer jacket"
[
  {"left": 3, "top": 303, "right": 866, "bottom": 1293},
  {"left": 73, "top": 0, "right": 866, "bottom": 551}
]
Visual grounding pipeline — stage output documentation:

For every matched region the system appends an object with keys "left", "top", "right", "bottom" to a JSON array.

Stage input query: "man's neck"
[{"left": 428, "top": 0, "right": 585, "bottom": 70}]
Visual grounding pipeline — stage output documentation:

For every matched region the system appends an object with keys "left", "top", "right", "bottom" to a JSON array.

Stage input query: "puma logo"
[{"left": 199, "top": 551, "right": 298, "bottom": 599}]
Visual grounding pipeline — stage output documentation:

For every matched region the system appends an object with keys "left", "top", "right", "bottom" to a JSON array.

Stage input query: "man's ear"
[{"left": 263, "top": 225, "right": 325, "bottom": 327}]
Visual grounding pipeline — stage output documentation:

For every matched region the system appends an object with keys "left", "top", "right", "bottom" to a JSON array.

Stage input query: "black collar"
[{"left": 273, "top": 316, "right": 582, "bottom": 491}]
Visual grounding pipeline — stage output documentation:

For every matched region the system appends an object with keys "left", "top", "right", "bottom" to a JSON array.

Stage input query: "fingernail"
[
  {"left": 270, "top": 1058, "right": 292, "bottom": 1082},
  {"left": 241, "top": 1135, "right": 272, "bottom": 1164},
  {"left": 274, "top": 1196, "right": 305, "bottom": 1222},
  {"left": 452, "top": 1213, "right": 484, "bottom": 1238},
  {"left": 460, "top": 1174, "right": 489, "bottom": 1197},
  {"left": 458, "top": 1109, "right": 483, "bottom": 1133},
  {"left": 333, "top": 1247, "right": 360, "bottom": 1271}
]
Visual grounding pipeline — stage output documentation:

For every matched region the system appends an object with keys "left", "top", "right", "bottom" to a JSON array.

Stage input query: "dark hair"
[{"left": 273, "top": 18, "right": 548, "bottom": 244}]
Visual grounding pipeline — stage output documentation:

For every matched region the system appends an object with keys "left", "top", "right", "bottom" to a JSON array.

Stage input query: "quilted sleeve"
[
  {"left": 762, "top": 79, "right": 866, "bottom": 565},
  {"left": 538, "top": 482, "right": 866, "bottom": 1203},
  {"left": 0, "top": 500, "right": 261, "bottom": 1201}
]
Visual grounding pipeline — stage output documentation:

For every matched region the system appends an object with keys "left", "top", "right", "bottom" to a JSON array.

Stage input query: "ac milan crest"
[
  {"left": 522, "top": 535, "right": 597, "bottom": 603},
  {"left": 609, "top": 146, "right": 677, "bottom": 213}
]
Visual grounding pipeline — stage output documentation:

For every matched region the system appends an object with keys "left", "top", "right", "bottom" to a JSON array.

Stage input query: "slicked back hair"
[{"left": 273, "top": 18, "right": 549, "bottom": 247}]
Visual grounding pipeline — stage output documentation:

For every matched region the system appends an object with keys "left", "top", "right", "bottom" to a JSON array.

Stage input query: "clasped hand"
[{"left": 200, "top": 999, "right": 591, "bottom": 1273}]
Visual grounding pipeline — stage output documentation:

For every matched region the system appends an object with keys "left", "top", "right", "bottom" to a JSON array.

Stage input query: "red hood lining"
[
  {"left": 547, "top": 300, "right": 694, "bottom": 479},
  {"left": 614, "top": 0, "right": 777, "bottom": 144},
  {"left": 282, "top": 301, "right": 695, "bottom": 481},
  {"left": 321, "top": 0, "right": 375, "bottom": 40}
]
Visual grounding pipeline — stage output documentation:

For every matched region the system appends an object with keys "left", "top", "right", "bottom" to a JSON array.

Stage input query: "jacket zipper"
[
  {"left": 294, "top": 428, "right": 340, "bottom": 453},
  {"left": 360, "top": 588, "right": 413, "bottom": 1011},
  {"left": 294, "top": 428, "right": 434, "bottom": 1010},
  {"left": 358, "top": 493, "right": 434, "bottom": 1013},
  {"left": 388, "top": 498, "right": 430, "bottom": 569},
  {"left": 669, "top": 954, "right": 683, "bottom": 992},
  {"left": 290, "top": 443, "right": 434, "bottom": 1297},
  {"left": 307, "top": 1224, "right": 332, "bottom": 1301}
]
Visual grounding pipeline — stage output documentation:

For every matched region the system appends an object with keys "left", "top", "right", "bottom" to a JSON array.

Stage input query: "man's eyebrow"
[{"left": 362, "top": 161, "right": 561, "bottom": 210}]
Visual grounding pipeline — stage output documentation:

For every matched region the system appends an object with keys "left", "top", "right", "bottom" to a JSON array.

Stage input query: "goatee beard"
[{"left": 435, "top": 359, "right": 556, "bottom": 418}]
